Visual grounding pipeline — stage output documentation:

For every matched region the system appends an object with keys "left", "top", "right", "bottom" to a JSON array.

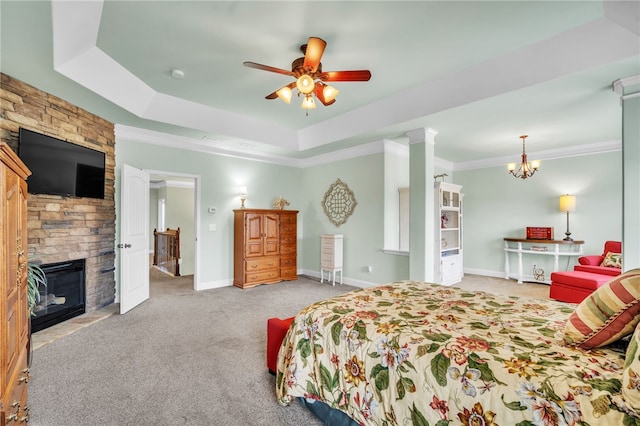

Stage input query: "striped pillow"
[{"left": 563, "top": 269, "right": 640, "bottom": 349}]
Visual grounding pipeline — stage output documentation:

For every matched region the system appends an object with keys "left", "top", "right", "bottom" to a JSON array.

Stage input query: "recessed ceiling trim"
[
  {"left": 51, "top": 0, "right": 299, "bottom": 150},
  {"left": 296, "top": 18, "right": 639, "bottom": 152},
  {"left": 115, "top": 125, "right": 302, "bottom": 167},
  {"left": 48, "top": 1, "right": 638, "bottom": 160}
]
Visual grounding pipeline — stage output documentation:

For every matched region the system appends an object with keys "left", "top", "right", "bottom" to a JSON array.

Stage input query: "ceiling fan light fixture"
[
  {"left": 301, "top": 95, "right": 316, "bottom": 110},
  {"left": 322, "top": 84, "right": 339, "bottom": 103},
  {"left": 276, "top": 86, "right": 292, "bottom": 104},
  {"left": 296, "top": 74, "right": 315, "bottom": 94}
]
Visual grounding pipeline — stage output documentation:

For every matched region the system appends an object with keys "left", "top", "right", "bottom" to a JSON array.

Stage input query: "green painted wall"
[
  {"left": 454, "top": 151, "right": 622, "bottom": 279},
  {"left": 116, "top": 136, "right": 622, "bottom": 291},
  {"left": 301, "top": 153, "right": 409, "bottom": 285},
  {"left": 115, "top": 139, "right": 302, "bottom": 288}
]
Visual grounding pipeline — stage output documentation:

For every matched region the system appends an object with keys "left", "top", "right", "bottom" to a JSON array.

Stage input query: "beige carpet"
[
  {"left": 455, "top": 273, "right": 551, "bottom": 299},
  {"left": 148, "top": 269, "right": 551, "bottom": 300},
  {"left": 27, "top": 272, "right": 555, "bottom": 426},
  {"left": 149, "top": 265, "right": 194, "bottom": 297}
]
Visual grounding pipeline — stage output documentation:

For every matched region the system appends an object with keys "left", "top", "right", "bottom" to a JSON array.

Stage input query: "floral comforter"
[{"left": 276, "top": 281, "right": 638, "bottom": 425}]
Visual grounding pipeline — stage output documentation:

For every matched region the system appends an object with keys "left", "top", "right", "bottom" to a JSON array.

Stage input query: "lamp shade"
[
  {"left": 559, "top": 194, "right": 576, "bottom": 212},
  {"left": 276, "top": 86, "right": 292, "bottom": 104},
  {"left": 239, "top": 186, "right": 248, "bottom": 196},
  {"left": 301, "top": 95, "right": 316, "bottom": 110},
  {"left": 296, "top": 74, "right": 315, "bottom": 94},
  {"left": 322, "top": 84, "right": 339, "bottom": 103}
]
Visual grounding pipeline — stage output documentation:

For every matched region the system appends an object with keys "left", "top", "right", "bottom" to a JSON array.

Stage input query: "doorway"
[{"left": 147, "top": 170, "right": 200, "bottom": 294}]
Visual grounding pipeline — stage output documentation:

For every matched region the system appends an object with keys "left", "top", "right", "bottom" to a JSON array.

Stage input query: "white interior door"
[{"left": 119, "top": 164, "right": 150, "bottom": 314}]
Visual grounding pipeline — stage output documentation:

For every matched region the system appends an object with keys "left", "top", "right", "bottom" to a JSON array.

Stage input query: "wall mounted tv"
[{"left": 18, "top": 128, "right": 106, "bottom": 199}]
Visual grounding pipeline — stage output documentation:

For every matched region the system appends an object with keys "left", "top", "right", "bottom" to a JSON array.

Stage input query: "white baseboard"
[
  {"left": 301, "top": 269, "right": 376, "bottom": 289},
  {"left": 463, "top": 268, "right": 506, "bottom": 278},
  {"left": 195, "top": 279, "right": 233, "bottom": 291},
  {"left": 464, "top": 267, "right": 550, "bottom": 285}
]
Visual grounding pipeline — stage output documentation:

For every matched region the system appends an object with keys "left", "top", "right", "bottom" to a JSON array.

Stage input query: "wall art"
[{"left": 321, "top": 178, "right": 357, "bottom": 227}]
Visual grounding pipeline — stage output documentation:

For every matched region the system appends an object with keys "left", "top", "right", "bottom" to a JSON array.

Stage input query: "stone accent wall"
[{"left": 0, "top": 73, "right": 116, "bottom": 311}]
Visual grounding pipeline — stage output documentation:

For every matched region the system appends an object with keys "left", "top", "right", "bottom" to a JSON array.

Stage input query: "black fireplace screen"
[{"left": 32, "top": 259, "right": 86, "bottom": 332}]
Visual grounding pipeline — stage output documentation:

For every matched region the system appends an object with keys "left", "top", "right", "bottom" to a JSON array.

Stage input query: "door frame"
[{"left": 145, "top": 169, "right": 201, "bottom": 291}]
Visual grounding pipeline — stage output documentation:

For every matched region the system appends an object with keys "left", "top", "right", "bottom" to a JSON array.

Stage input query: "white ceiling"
[{"left": 1, "top": 1, "right": 638, "bottom": 166}]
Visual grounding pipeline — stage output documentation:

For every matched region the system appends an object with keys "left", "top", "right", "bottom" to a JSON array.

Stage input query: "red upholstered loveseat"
[
  {"left": 550, "top": 241, "right": 622, "bottom": 303},
  {"left": 573, "top": 240, "right": 622, "bottom": 276}
]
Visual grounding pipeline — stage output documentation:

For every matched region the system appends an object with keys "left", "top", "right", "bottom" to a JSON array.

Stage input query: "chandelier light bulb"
[
  {"left": 301, "top": 95, "right": 316, "bottom": 110},
  {"left": 322, "top": 85, "right": 339, "bottom": 103},
  {"left": 276, "top": 86, "right": 292, "bottom": 104},
  {"left": 296, "top": 74, "right": 315, "bottom": 94}
]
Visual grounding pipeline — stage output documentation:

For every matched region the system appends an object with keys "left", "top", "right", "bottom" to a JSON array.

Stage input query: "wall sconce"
[
  {"left": 559, "top": 194, "right": 576, "bottom": 241},
  {"left": 239, "top": 186, "right": 248, "bottom": 209}
]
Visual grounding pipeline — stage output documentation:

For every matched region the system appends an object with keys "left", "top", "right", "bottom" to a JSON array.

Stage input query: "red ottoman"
[
  {"left": 267, "top": 317, "right": 294, "bottom": 374},
  {"left": 550, "top": 271, "right": 612, "bottom": 304}
]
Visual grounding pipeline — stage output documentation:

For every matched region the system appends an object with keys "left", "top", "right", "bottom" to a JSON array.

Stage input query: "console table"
[{"left": 504, "top": 238, "right": 584, "bottom": 284}]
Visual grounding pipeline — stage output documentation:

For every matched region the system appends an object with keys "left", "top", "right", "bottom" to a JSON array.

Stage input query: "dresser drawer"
[
  {"left": 281, "top": 234, "right": 296, "bottom": 245},
  {"left": 321, "top": 243, "right": 335, "bottom": 254},
  {"left": 281, "top": 255, "right": 296, "bottom": 268},
  {"left": 321, "top": 258, "right": 335, "bottom": 268},
  {"left": 280, "top": 244, "right": 296, "bottom": 256},
  {"left": 245, "top": 256, "right": 279, "bottom": 272},
  {"left": 280, "top": 213, "right": 296, "bottom": 224},
  {"left": 245, "top": 270, "right": 280, "bottom": 284},
  {"left": 280, "top": 224, "right": 296, "bottom": 234},
  {"left": 280, "top": 267, "right": 297, "bottom": 280}
]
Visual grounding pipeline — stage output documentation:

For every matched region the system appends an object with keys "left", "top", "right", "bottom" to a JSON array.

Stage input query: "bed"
[{"left": 276, "top": 276, "right": 640, "bottom": 425}]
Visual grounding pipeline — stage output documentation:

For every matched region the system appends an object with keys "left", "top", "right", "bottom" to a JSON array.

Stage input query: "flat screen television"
[{"left": 18, "top": 128, "right": 105, "bottom": 199}]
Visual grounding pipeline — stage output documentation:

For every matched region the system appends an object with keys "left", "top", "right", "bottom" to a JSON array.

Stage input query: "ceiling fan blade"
[
  {"left": 243, "top": 61, "right": 294, "bottom": 77},
  {"left": 302, "top": 37, "right": 327, "bottom": 73},
  {"left": 320, "top": 70, "right": 372, "bottom": 82},
  {"left": 265, "top": 82, "right": 296, "bottom": 100},
  {"left": 314, "top": 83, "right": 336, "bottom": 106}
]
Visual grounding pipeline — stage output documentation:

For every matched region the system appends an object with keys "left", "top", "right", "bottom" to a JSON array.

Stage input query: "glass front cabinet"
[{"left": 435, "top": 182, "right": 463, "bottom": 285}]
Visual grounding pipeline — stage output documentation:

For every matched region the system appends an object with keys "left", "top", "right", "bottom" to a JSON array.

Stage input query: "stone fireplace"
[{"left": 0, "top": 73, "right": 116, "bottom": 316}]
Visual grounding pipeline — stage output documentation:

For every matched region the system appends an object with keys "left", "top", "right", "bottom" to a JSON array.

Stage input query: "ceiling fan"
[{"left": 243, "top": 37, "right": 371, "bottom": 112}]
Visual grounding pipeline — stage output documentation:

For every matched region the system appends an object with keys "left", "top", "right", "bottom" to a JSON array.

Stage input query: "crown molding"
[
  {"left": 453, "top": 139, "right": 622, "bottom": 172},
  {"left": 116, "top": 125, "right": 621, "bottom": 173},
  {"left": 612, "top": 74, "right": 640, "bottom": 95}
]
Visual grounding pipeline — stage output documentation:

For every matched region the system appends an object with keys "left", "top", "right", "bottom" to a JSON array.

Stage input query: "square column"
[{"left": 407, "top": 127, "right": 438, "bottom": 282}]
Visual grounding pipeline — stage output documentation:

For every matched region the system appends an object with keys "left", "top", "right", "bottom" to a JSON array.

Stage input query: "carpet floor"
[{"left": 27, "top": 272, "right": 550, "bottom": 425}]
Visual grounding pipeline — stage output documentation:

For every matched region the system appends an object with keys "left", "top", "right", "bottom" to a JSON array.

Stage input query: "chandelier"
[{"left": 507, "top": 135, "right": 540, "bottom": 179}]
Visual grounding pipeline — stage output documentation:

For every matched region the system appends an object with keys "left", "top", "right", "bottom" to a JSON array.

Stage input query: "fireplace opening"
[{"left": 32, "top": 259, "right": 86, "bottom": 333}]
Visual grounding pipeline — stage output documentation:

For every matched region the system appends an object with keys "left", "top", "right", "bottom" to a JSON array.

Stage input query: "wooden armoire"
[
  {"left": 1, "top": 143, "right": 31, "bottom": 425},
  {"left": 233, "top": 209, "right": 298, "bottom": 289}
]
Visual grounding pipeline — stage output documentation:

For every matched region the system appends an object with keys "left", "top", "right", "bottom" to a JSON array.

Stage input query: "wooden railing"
[{"left": 153, "top": 227, "right": 180, "bottom": 276}]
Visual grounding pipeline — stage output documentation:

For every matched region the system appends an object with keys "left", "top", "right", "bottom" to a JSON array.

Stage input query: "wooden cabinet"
[
  {"left": 320, "top": 234, "right": 343, "bottom": 285},
  {"left": 1, "top": 143, "right": 31, "bottom": 425},
  {"left": 233, "top": 209, "right": 298, "bottom": 289},
  {"left": 434, "top": 182, "right": 463, "bottom": 286}
]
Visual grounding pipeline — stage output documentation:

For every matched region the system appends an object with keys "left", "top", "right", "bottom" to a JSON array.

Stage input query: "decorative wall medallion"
[{"left": 321, "top": 179, "right": 357, "bottom": 227}]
